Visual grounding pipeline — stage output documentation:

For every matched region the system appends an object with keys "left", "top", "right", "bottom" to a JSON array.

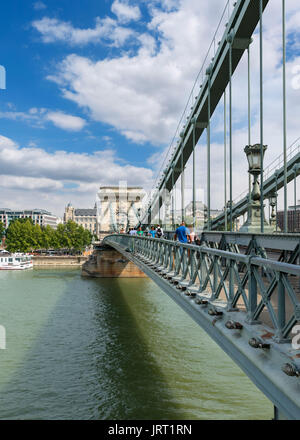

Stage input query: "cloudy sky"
[{"left": 0, "top": 0, "right": 299, "bottom": 217}]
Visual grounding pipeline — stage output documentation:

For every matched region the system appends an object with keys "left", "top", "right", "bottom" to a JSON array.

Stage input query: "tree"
[
  {"left": 5, "top": 219, "right": 93, "bottom": 253},
  {"left": 5, "top": 219, "right": 34, "bottom": 252},
  {"left": 0, "top": 222, "right": 5, "bottom": 238}
]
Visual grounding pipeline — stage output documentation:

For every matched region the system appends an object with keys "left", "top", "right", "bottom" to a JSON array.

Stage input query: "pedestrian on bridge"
[
  {"left": 148, "top": 226, "right": 156, "bottom": 238},
  {"left": 156, "top": 225, "right": 164, "bottom": 238},
  {"left": 174, "top": 222, "right": 191, "bottom": 244},
  {"left": 137, "top": 227, "right": 143, "bottom": 236}
]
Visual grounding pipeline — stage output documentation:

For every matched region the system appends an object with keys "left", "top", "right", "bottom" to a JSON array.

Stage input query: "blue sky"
[
  {"left": 1, "top": 0, "right": 154, "bottom": 162},
  {"left": 0, "top": 0, "right": 299, "bottom": 217}
]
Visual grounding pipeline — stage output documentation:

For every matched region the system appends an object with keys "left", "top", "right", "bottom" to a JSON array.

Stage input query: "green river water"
[{"left": 0, "top": 268, "right": 273, "bottom": 420}]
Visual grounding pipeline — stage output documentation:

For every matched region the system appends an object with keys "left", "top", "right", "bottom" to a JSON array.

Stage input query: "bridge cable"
[
  {"left": 282, "top": 0, "right": 288, "bottom": 233},
  {"left": 207, "top": 68, "right": 211, "bottom": 231},
  {"left": 224, "top": 89, "right": 227, "bottom": 231},
  {"left": 248, "top": 42, "right": 252, "bottom": 207},
  {"left": 192, "top": 119, "right": 196, "bottom": 230},
  {"left": 228, "top": 35, "right": 233, "bottom": 232},
  {"left": 259, "top": 0, "right": 264, "bottom": 233},
  {"left": 172, "top": 165, "right": 175, "bottom": 229},
  {"left": 181, "top": 143, "right": 185, "bottom": 223}
]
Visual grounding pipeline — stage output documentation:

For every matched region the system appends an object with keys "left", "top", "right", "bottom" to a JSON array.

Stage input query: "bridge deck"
[{"left": 103, "top": 234, "right": 300, "bottom": 420}]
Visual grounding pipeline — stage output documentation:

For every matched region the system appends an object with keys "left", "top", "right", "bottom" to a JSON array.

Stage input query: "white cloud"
[
  {"left": 0, "top": 135, "right": 153, "bottom": 216},
  {"left": 33, "top": 1, "right": 46, "bottom": 11},
  {"left": 111, "top": 1, "right": 141, "bottom": 23},
  {"left": 47, "top": 1, "right": 229, "bottom": 145},
  {"left": 32, "top": 16, "right": 135, "bottom": 47},
  {"left": 0, "top": 108, "right": 87, "bottom": 132},
  {"left": 24, "top": 0, "right": 300, "bottom": 215},
  {"left": 46, "top": 111, "right": 86, "bottom": 131}
]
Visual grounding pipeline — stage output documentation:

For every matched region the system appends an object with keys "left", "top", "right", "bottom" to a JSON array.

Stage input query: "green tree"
[
  {"left": 5, "top": 219, "right": 33, "bottom": 252},
  {"left": 0, "top": 222, "right": 5, "bottom": 238},
  {"left": 5, "top": 219, "right": 93, "bottom": 254}
]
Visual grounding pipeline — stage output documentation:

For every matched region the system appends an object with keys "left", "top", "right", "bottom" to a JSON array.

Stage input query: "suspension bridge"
[{"left": 93, "top": 0, "right": 300, "bottom": 420}]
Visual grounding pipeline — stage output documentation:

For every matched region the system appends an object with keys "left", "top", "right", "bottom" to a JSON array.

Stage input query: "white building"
[
  {"left": 64, "top": 204, "right": 98, "bottom": 236},
  {"left": 0, "top": 209, "right": 59, "bottom": 229}
]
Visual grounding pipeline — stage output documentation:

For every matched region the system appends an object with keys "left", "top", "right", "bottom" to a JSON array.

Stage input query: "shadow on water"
[{"left": 0, "top": 270, "right": 182, "bottom": 420}]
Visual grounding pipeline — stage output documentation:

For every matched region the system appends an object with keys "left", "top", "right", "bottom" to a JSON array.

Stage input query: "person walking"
[
  {"left": 156, "top": 225, "right": 163, "bottom": 238},
  {"left": 149, "top": 226, "right": 156, "bottom": 238},
  {"left": 137, "top": 227, "right": 143, "bottom": 236},
  {"left": 189, "top": 226, "right": 195, "bottom": 243},
  {"left": 174, "top": 221, "right": 191, "bottom": 244}
]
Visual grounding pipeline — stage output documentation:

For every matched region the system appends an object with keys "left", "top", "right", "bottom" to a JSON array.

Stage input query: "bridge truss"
[
  {"left": 104, "top": 233, "right": 300, "bottom": 420},
  {"left": 141, "top": 0, "right": 299, "bottom": 234}
]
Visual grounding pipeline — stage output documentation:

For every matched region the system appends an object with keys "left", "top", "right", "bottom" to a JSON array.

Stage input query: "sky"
[{"left": 0, "top": 0, "right": 299, "bottom": 218}]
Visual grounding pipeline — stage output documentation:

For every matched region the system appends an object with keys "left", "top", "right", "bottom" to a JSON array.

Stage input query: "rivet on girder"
[
  {"left": 195, "top": 298, "right": 208, "bottom": 305},
  {"left": 185, "top": 291, "right": 196, "bottom": 297},
  {"left": 282, "top": 363, "right": 300, "bottom": 377},
  {"left": 248, "top": 338, "right": 270, "bottom": 350},
  {"left": 225, "top": 320, "right": 243, "bottom": 330},
  {"left": 208, "top": 308, "right": 223, "bottom": 317}
]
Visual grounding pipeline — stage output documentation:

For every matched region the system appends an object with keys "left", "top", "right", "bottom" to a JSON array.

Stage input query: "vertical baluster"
[
  {"left": 213, "top": 255, "right": 218, "bottom": 299},
  {"left": 275, "top": 272, "right": 286, "bottom": 342},
  {"left": 247, "top": 261, "right": 258, "bottom": 324}
]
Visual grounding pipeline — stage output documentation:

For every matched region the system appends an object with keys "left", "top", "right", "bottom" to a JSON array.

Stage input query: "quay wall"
[{"left": 33, "top": 256, "right": 88, "bottom": 267}]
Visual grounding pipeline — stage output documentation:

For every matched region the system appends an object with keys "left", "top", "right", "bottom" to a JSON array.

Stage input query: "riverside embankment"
[{"left": 33, "top": 255, "right": 88, "bottom": 267}]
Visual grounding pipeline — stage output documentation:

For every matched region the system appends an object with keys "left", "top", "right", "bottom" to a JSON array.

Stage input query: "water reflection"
[{"left": 0, "top": 270, "right": 273, "bottom": 420}]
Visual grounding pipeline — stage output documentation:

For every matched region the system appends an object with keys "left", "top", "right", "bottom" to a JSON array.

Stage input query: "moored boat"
[{"left": 0, "top": 251, "right": 33, "bottom": 270}]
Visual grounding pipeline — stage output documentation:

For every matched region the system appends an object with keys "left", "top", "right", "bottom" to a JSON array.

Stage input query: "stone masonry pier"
[{"left": 81, "top": 245, "right": 147, "bottom": 278}]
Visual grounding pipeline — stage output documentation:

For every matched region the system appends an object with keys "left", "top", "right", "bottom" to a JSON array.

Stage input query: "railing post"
[
  {"left": 213, "top": 255, "right": 218, "bottom": 299},
  {"left": 228, "top": 258, "right": 234, "bottom": 309},
  {"left": 200, "top": 250, "right": 205, "bottom": 292},
  {"left": 247, "top": 259, "right": 258, "bottom": 324},
  {"left": 275, "top": 272, "right": 286, "bottom": 342}
]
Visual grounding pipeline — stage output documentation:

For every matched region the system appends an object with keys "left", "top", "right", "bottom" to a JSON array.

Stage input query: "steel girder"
[
  {"left": 103, "top": 234, "right": 300, "bottom": 420},
  {"left": 143, "top": 0, "right": 269, "bottom": 222}
]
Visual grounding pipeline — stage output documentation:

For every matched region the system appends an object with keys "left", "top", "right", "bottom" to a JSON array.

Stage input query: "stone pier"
[{"left": 81, "top": 245, "right": 147, "bottom": 278}]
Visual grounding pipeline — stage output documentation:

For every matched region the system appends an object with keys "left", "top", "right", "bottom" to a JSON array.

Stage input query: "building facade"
[
  {"left": 64, "top": 186, "right": 145, "bottom": 237},
  {"left": 277, "top": 201, "right": 300, "bottom": 233},
  {"left": 64, "top": 203, "right": 98, "bottom": 236},
  {"left": 0, "top": 209, "right": 59, "bottom": 229},
  {"left": 98, "top": 186, "right": 144, "bottom": 232}
]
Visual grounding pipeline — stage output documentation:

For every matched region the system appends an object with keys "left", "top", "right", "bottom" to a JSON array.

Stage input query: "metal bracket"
[
  {"left": 196, "top": 122, "right": 208, "bottom": 129},
  {"left": 232, "top": 37, "right": 252, "bottom": 50}
]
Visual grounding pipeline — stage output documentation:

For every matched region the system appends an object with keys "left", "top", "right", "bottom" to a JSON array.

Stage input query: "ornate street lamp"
[
  {"left": 240, "top": 144, "right": 274, "bottom": 233},
  {"left": 268, "top": 192, "right": 279, "bottom": 230}
]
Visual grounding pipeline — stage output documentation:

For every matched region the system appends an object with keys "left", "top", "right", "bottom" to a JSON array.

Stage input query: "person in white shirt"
[{"left": 155, "top": 225, "right": 164, "bottom": 238}]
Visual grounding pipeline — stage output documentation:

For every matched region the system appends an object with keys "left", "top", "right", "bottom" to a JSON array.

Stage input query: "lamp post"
[
  {"left": 293, "top": 164, "right": 299, "bottom": 233},
  {"left": 240, "top": 144, "right": 274, "bottom": 233},
  {"left": 268, "top": 192, "right": 278, "bottom": 230}
]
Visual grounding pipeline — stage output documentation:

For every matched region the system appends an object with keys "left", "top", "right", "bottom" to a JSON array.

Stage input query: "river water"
[{"left": 0, "top": 268, "right": 273, "bottom": 420}]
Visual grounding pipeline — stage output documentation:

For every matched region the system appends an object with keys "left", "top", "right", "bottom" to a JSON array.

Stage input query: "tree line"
[{"left": 0, "top": 219, "right": 93, "bottom": 253}]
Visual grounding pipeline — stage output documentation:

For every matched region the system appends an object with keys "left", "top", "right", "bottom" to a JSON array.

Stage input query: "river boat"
[{"left": 0, "top": 251, "right": 33, "bottom": 270}]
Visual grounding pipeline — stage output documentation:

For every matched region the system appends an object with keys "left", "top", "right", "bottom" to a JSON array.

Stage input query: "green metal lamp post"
[
  {"left": 240, "top": 144, "right": 274, "bottom": 233},
  {"left": 268, "top": 192, "right": 279, "bottom": 230}
]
